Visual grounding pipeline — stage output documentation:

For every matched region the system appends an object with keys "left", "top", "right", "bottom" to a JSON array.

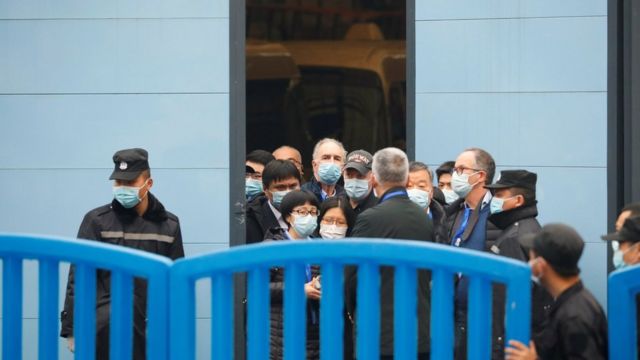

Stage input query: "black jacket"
[
  {"left": 60, "top": 193, "right": 184, "bottom": 359},
  {"left": 487, "top": 204, "right": 553, "bottom": 359},
  {"left": 345, "top": 187, "right": 434, "bottom": 356},
  {"left": 264, "top": 228, "right": 321, "bottom": 360},
  {"left": 348, "top": 190, "right": 378, "bottom": 215},
  {"left": 301, "top": 177, "right": 345, "bottom": 204},
  {"left": 429, "top": 198, "right": 448, "bottom": 244},
  {"left": 535, "top": 281, "right": 608, "bottom": 360},
  {"left": 443, "top": 195, "right": 501, "bottom": 360},
  {"left": 246, "top": 195, "right": 283, "bottom": 245}
]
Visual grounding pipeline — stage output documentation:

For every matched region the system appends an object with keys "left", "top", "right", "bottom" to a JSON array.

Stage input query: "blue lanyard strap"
[
  {"left": 380, "top": 190, "right": 407, "bottom": 203},
  {"left": 451, "top": 206, "right": 472, "bottom": 247}
]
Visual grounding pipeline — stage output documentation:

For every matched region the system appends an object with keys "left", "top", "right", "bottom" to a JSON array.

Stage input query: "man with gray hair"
[
  {"left": 442, "top": 147, "right": 503, "bottom": 359},
  {"left": 345, "top": 147, "right": 434, "bottom": 359},
  {"left": 301, "top": 138, "right": 346, "bottom": 203}
]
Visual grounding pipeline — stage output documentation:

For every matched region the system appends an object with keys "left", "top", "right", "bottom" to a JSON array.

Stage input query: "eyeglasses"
[
  {"left": 321, "top": 217, "right": 347, "bottom": 226},
  {"left": 292, "top": 208, "right": 318, "bottom": 216},
  {"left": 452, "top": 166, "right": 482, "bottom": 175}
]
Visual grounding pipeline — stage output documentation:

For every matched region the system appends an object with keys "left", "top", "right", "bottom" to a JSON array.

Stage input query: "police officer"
[
  {"left": 60, "top": 148, "right": 185, "bottom": 360},
  {"left": 506, "top": 224, "right": 608, "bottom": 360}
]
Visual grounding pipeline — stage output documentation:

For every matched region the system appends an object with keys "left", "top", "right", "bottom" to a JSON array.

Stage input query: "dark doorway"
[{"left": 245, "top": 0, "right": 408, "bottom": 178}]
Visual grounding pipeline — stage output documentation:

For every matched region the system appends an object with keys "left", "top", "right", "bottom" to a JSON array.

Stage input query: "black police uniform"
[{"left": 60, "top": 148, "right": 185, "bottom": 360}]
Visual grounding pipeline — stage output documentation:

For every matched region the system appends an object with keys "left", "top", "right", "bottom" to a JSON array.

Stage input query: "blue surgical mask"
[
  {"left": 292, "top": 214, "right": 318, "bottom": 238},
  {"left": 318, "top": 163, "right": 341, "bottom": 185},
  {"left": 245, "top": 178, "right": 263, "bottom": 199},
  {"left": 613, "top": 248, "right": 629, "bottom": 270},
  {"left": 344, "top": 179, "right": 370, "bottom": 200},
  {"left": 113, "top": 180, "right": 148, "bottom": 209},
  {"left": 451, "top": 171, "right": 478, "bottom": 198},
  {"left": 271, "top": 190, "right": 291, "bottom": 210},
  {"left": 490, "top": 196, "right": 516, "bottom": 215},
  {"left": 443, "top": 189, "right": 459, "bottom": 204},
  {"left": 319, "top": 224, "right": 347, "bottom": 239},
  {"left": 407, "top": 188, "right": 430, "bottom": 209}
]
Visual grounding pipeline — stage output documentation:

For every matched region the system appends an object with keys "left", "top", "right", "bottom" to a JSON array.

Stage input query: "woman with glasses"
[
  {"left": 264, "top": 190, "right": 321, "bottom": 360},
  {"left": 317, "top": 197, "right": 356, "bottom": 239}
]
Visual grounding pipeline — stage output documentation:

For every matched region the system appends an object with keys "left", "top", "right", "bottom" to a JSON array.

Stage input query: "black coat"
[
  {"left": 246, "top": 195, "right": 282, "bottom": 245},
  {"left": 60, "top": 193, "right": 184, "bottom": 360},
  {"left": 429, "top": 198, "right": 448, "bottom": 244},
  {"left": 487, "top": 204, "right": 553, "bottom": 359},
  {"left": 264, "top": 228, "right": 321, "bottom": 360},
  {"left": 345, "top": 187, "right": 434, "bottom": 356}
]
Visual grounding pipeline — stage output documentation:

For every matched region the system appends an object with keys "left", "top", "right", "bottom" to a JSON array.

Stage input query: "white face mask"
[
  {"left": 407, "top": 188, "right": 430, "bottom": 209},
  {"left": 319, "top": 224, "right": 348, "bottom": 239},
  {"left": 451, "top": 171, "right": 479, "bottom": 198},
  {"left": 442, "top": 189, "right": 459, "bottom": 204}
]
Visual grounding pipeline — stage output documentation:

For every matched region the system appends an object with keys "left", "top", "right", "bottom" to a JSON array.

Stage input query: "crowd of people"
[
  {"left": 244, "top": 138, "right": 634, "bottom": 360},
  {"left": 58, "top": 142, "right": 640, "bottom": 359}
]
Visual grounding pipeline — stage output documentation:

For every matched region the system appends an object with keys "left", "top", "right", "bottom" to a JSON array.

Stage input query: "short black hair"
[
  {"left": 319, "top": 197, "right": 357, "bottom": 235},
  {"left": 279, "top": 190, "right": 319, "bottom": 227},
  {"left": 262, "top": 160, "right": 302, "bottom": 189},
  {"left": 510, "top": 186, "right": 536, "bottom": 205},
  {"left": 247, "top": 149, "right": 275, "bottom": 166},
  {"left": 409, "top": 161, "right": 433, "bottom": 183},
  {"left": 622, "top": 202, "right": 640, "bottom": 217},
  {"left": 436, "top": 161, "right": 455, "bottom": 181}
]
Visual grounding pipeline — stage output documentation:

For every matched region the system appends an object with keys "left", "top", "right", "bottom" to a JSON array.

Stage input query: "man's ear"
[
  {"left": 514, "top": 194, "right": 525, "bottom": 208},
  {"left": 147, "top": 178, "right": 154, "bottom": 189}
]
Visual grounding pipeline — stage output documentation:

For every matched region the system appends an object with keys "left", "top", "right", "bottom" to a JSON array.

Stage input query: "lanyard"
[
  {"left": 451, "top": 206, "right": 472, "bottom": 247},
  {"left": 285, "top": 231, "right": 318, "bottom": 324},
  {"left": 380, "top": 190, "right": 407, "bottom": 203}
]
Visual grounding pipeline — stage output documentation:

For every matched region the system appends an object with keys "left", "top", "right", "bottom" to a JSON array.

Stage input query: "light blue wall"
[
  {"left": 415, "top": 1, "right": 608, "bottom": 306},
  {"left": 0, "top": 1, "right": 229, "bottom": 358}
]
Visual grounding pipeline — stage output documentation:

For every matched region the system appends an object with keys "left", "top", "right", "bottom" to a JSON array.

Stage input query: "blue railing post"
[
  {"left": 430, "top": 269, "right": 455, "bottom": 359},
  {"left": 608, "top": 266, "right": 640, "bottom": 359},
  {"left": 247, "top": 267, "right": 270, "bottom": 360},
  {"left": 110, "top": 271, "right": 133, "bottom": 359},
  {"left": 212, "top": 272, "right": 233, "bottom": 360},
  {"left": 394, "top": 265, "right": 417, "bottom": 360},
  {"left": 320, "top": 262, "right": 344, "bottom": 360},
  {"left": 38, "top": 259, "right": 59, "bottom": 360},
  {"left": 3, "top": 256, "right": 23, "bottom": 359}
]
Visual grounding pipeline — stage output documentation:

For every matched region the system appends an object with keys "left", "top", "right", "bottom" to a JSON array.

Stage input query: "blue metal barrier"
[
  {"left": 608, "top": 265, "right": 640, "bottom": 359},
  {"left": 169, "top": 239, "right": 531, "bottom": 360},
  {"left": 0, "top": 233, "right": 173, "bottom": 360}
]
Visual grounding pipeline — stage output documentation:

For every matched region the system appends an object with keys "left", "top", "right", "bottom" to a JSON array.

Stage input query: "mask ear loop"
[{"left": 139, "top": 178, "right": 151, "bottom": 201}]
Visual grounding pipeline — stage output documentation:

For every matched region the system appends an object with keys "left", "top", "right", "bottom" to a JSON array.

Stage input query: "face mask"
[
  {"left": 271, "top": 190, "right": 291, "bottom": 210},
  {"left": 245, "top": 179, "right": 263, "bottom": 199},
  {"left": 490, "top": 196, "right": 516, "bottom": 215},
  {"left": 407, "top": 188, "right": 430, "bottom": 209},
  {"left": 613, "top": 249, "right": 628, "bottom": 270},
  {"left": 320, "top": 224, "right": 348, "bottom": 239},
  {"left": 443, "top": 189, "right": 459, "bottom": 204},
  {"left": 113, "top": 180, "right": 148, "bottom": 209},
  {"left": 318, "top": 163, "right": 341, "bottom": 185},
  {"left": 529, "top": 258, "right": 542, "bottom": 284},
  {"left": 344, "top": 179, "right": 370, "bottom": 201},
  {"left": 451, "top": 171, "right": 479, "bottom": 198},
  {"left": 292, "top": 214, "right": 318, "bottom": 238}
]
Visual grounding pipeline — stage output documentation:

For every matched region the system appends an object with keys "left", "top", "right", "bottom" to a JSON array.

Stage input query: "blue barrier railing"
[
  {"left": 0, "top": 234, "right": 173, "bottom": 360},
  {"left": 169, "top": 239, "right": 532, "bottom": 360},
  {"left": 608, "top": 266, "right": 640, "bottom": 359}
]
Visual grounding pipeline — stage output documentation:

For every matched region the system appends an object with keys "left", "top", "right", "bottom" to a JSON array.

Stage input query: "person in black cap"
[
  {"left": 506, "top": 223, "right": 608, "bottom": 360},
  {"left": 341, "top": 149, "right": 377, "bottom": 215},
  {"left": 483, "top": 170, "right": 553, "bottom": 358},
  {"left": 60, "top": 148, "right": 185, "bottom": 360}
]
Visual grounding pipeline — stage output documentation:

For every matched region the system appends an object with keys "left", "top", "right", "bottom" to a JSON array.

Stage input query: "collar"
[
  {"left": 112, "top": 192, "right": 167, "bottom": 222},
  {"left": 489, "top": 203, "right": 539, "bottom": 230},
  {"left": 465, "top": 190, "right": 492, "bottom": 210},
  {"left": 267, "top": 201, "right": 289, "bottom": 230},
  {"left": 377, "top": 186, "right": 409, "bottom": 204},
  {"left": 550, "top": 280, "right": 584, "bottom": 314}
]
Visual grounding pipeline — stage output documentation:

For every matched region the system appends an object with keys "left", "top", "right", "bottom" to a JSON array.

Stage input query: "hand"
[
  {"left": 305, "top": 278, "right": 321, "bottom": 300},
  {"left": 67, "top": 337, "right": 75, "bottom": 353},
  {"left": 505, "top": 340, "right": 537, "bottom": 360}
]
